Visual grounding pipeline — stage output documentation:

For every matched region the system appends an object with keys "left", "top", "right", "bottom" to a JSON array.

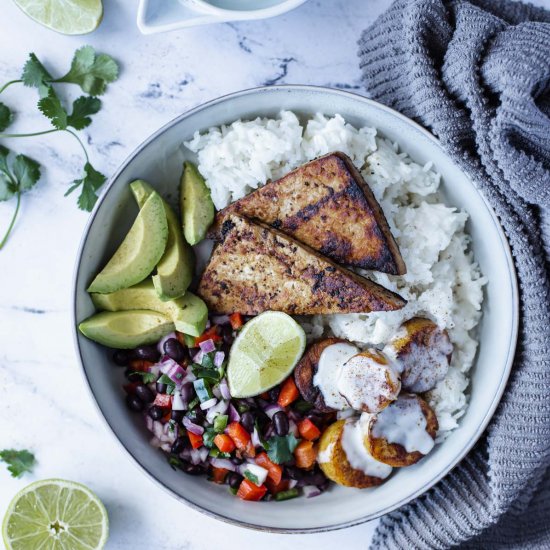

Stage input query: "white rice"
[{"left": 184, "top": 112, "right": 486, "bottom": 439}]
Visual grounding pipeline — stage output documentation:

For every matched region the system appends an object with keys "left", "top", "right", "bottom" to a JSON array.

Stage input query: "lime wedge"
[
  {"left": 2, "top": 479, "right": 109, "bottom": 550},
  {"left": 227, "top": 311, "right": 306, "bottom": 398},
  {"left": 13, "top": 0, "right": 103, "bottom": 35}
]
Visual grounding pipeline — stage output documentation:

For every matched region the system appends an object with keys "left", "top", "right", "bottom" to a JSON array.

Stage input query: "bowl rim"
[
  {"left": 72, "top": 84, "right": 519, "bottom": 534},
  {"left": 179, "top": 0, "right": 309, "bottom": 17}
]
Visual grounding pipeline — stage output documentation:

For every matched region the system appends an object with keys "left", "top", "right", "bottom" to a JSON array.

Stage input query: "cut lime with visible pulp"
[
  {"left": 2, "top": 479, "right": 109, "bottom": 550},
  {"left": 227, "top": 311, "right": 306, "bottom": 398},
  {"left": 13, "top": 0, "right": 103, "bottom": 35}
]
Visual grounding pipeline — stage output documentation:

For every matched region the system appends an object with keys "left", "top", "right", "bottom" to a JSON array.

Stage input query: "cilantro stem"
[
  {"left": 0, "top": 188, "right": 21, "bottom": 250},
  {"left": 64, "top": 129, "right": 89, "bottom": 163},
  {"left": 0, "top": 80, "right": 22, "bottom": 94},
  {"left": 0, "top": 129, "right": 58, "bottom": 138}
]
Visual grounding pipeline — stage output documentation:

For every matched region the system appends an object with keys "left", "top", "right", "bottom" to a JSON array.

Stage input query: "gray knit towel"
[{"left": 358, "top": 1, "right": 550, "bottom": 548}]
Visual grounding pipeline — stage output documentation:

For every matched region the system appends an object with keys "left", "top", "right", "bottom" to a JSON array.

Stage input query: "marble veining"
[{"left": 1, "top": 0, "right": 548, "bottom": 547}]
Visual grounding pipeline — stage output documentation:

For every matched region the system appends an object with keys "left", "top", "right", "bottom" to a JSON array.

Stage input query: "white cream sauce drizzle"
[
  {"left": 314, "top": 343, "right": 359, "bottom": 410},
  {"left": 341, "top": 415, "right": 392, "bottom": 479},
  {"left": 371, "top": 395, "right": 435, "bottom": 455}
]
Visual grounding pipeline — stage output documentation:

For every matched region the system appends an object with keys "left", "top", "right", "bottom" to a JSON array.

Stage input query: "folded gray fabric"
[{"left": 358, "top": 1, "right": 550, "bottom": 548}]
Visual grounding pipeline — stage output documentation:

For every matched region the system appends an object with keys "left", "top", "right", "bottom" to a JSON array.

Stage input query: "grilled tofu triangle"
[
  {"left": 209, "top": 152, "right": 406, "bottom": 275},
  {"left": 198, "top": 215, "right": 406, "bottom": 315}
]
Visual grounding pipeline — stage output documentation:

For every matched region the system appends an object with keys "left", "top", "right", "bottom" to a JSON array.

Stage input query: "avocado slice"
[
  {"left": 91, "top": 279, "right": 208, "bottom": 337},
  {"left": 79, "top": 310, "right": 174, "bottom": 349},
  {"left": 87, "top": 192, "right": 168, "bottom": 294},
  {"left": 180, "top": 161, "right": 215, "bottom": 245},
  {"left": 130, "top": 180, "right": 194, "bottom": 301}
]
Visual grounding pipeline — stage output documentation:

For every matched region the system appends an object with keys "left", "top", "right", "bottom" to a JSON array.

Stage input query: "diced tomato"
[
  {"left": 188, "top": 431, "right": 203, "bottom": 449},
  {"left": 194, "top": 326, "right": 223, "bottom": 347},
  {"left": 153, "top": 393, "right": 172, "bottom": 408},
  {"left": 265, "top": 477, "right": 289, "bottom": 495},
  {"left": 236, "top": 479, "right": 267, "bottom": 501},
  {"left": 244, "top": 440, "right": 256, "bottom": 458},
  {"left": 229, "top": 312, "right": 244, "bottom": 330},
  {"left": 210, "top": 467, "right": 229, "bottom": 484},
  {"left": 298, "top": 418, "right": 321, "bottom": 441},
  {"left": 123, "top": 382, "right": 139, "bottom": 395},
  {"left": 128, "top": 359, "right": 154, "bottom": 372},
  {"left": 214, "top": 434, "right": 236, "bottom": 453},
  {"left": 278, "top": 377, "right": 299, "bottom": 408},
  {"left": 256, "top": 452, "right": 282, "bottom": 485},
  {"left": 227, "top": 422, "right": 251, "bottom": 451},
  {"left": 294, "top": 440, "right": 317, "bottom": 470}
]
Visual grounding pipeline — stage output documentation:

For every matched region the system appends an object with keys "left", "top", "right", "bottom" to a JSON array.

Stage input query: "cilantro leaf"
[
  {"left": 65, "top": 162, "right": 105, "bottom": 212},
  {"left": 129, "top": 371, "right": 157, "bottom": 384},
  {"left": 0, "top": 176, "right": 15, "bottom": 201},
  {"left": 56, "top": 46, "right": 119, "bottom": 95},
  {"left": 21, "top": 53, "right": 53, "bottom": 97},
  {"left": 67, "top": 96, "right": 101, "bottom": 130},
  {"left": 13, "top": 155, "right": 41, "bottom": 191},
  {"left": 0, "top": 102, "right": 13, "bottom": 132},
  {"left": 0, "top": 449, "right": 36, "bottom": 478},
  {"left": 38, "top": 88, "right": 67, "bottom": 130},
  {"left": 0, "top": 145, "right": 13, "bottom": 179},
  {"left": 266, "top": 434, "right": 300, "bottom": 464}
]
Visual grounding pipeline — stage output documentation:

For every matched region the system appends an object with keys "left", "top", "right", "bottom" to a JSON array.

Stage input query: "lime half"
[
  {"left": 227, "top": 311, "right": 306, "bottom": 398},
  {"left": 13, "top": 0, "right": 103, "bottom": 35},
  {"left": 2, "top": 479, "right": 109, "bottom": 550}
]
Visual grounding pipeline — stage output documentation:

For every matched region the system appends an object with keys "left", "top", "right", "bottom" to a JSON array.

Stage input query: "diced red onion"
[
  {"left": 199, "top": 339, "right": 216, "bottom": 353},
  {"left": 199, "top": 447, "right": 209, "bottom": 462},
  {"left": 206, "top": 399, "right": 229, "bottom": 423},
  {"left": 210, "top": 457, "right": 237, "bottom": 472},
  {"left": 200, "top": 397, "right": 218, "bottom": 410},
  {"left": 287, "top": 409, "right": 301, "bottom": 423},
  {"left": 191, "top": 350, "right": 203, "bottom": 364},
  {"left": 172, "top": 392, "right": 186, "bottom": 411},
  {"left": 148, "top": 364, "right": 161, "bottom": 377},
  {"left": 181, "top": 371, "right": 196, "bottom": 384},
  {"left": 183, "top": 417, "right": 204, "bottom": 435},
  {"left": 288, "top": 479, "right": 298, "bottom": 489},
  {"left": 288, "top": 420, "right": 299, "bottom": 437},
  {"left": 303, "top": 485, "right": 322, "bottom": 498},
  {"left": 228, "top": 403, "right": 241, "bottom": 423},
  {"left": 157, "top": 332, "right": 177, "bottom": 355},
  {"left": 161, "top": 442, "right": 172, "bottom": 452},
  {"left": 145, "top": 415, "right": 154, "bottom": 432},
  {"left": 212, "top": 386, "right": 222, "bottom": 399},
  {"left": 163, "top": 363, "right": 186, "bottom": 384},
  {"left": 153, "top": 421, "right": 164, "bottom": 440},
  {"left": 264, "top": 403, "right": 283, "bottom": 419},
  {"left": 180, "top": 447, "right": 191, "bottom": 460},
  {"left": 205, "top": 319, "right": 212, "bottom": 330},
  {"left": 212, "top": 315, "right": 230, "bottom": 325},
  {"left": 190, "top": 449, "right": 202, "bottom": 465},
  {"left": 251, "top": 426, "right": 262, "bottom": 448},
  {"left": 219, "top": 378, "right": 231, "bottom": 400},
  {"left": 150, "top": 436, "right": 162, "bottom": 449},
  {"left": 214, "top": 351, "right": 225, "bottom": 368},
  {"left": 160, "top": 358, "right": 179, "bottom": 373}
]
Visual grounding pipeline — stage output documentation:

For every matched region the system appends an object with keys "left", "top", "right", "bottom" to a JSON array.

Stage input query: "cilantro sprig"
[
  {"left": 0, "top": 449, "right": 36, "bottom": 478},
  {"left": 266, "top": 434, "right": 300, "bottom": 464},
  {"left": 0, "top": 46, "right": 119, "bottom": 249}
]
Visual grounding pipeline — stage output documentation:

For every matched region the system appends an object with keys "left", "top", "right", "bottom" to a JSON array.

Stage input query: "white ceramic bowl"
[
  {"left": 137, "top": 0, "right": 308, "bottom": 34},
  {"left": 73, "top": 86, "right": 518, "bottom": 532}
]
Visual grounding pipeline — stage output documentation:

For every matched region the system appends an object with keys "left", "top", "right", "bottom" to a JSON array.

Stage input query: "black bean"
[
  {"left": 124, "top": 369, "right": 142, "bottom": 383},
  {"left": 171, "top": 410, "right": 184, "bottom": 422},
  {"left": 133, "top": 345, "right": 160, "bottom": 362},
  {"left": 306, "top": 414, "right": 323, "bottom": 427},
  {"left": 285, "top": 466, "right": 304, "bottom": 480},
  {"left": 164, "top": 338, "right": 186, "bottom": 362},
  {"left": 156, "top": 382, "right": 167, "bottom": 394},
  {"left": 180, "top": 463, "right": 203, "bottom": 476},
  {"left": 148, "top": 405, "right": 164, "bottom": 420},
  {"left": 113, "top": 350, "right": 130, "bottom": 366},
  {"left": 231, "top": 457, "right": 243, "bottom": 466},
  {"left": 135, "top": 384, "right": 154, "bottom": 403},
  {"left": 227, "top": 472, "right": 243, "bottom": 490},
  {"left": 241, "top": 411, "right": 255, "bottom": 433},
  {"left": 273, "top": 411, "right": 289, "bottom": 436},
  {"left": 186, "top": 408, "right": 205, "bottom": 424},
  {"left": 298, "top": 471, "right": 326, "bottom": 487},
  {"left": 171, "top": 437, "right": 187, "bottom": 454},
  {"left": 126, "top": 394, "right": 144, "bottom": 412},
  {"left": 269, "top": 386, "right": 280, "bottom": 401}
]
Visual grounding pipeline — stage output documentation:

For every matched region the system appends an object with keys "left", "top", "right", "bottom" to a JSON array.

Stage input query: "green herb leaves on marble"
[{"left": 0, "top": 46, "right": 119, "bottom": 250}]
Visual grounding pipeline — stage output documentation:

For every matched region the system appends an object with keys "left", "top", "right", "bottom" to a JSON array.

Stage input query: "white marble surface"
[{"left": 1, "top": 0, "right": 548, "bottom": 548}]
